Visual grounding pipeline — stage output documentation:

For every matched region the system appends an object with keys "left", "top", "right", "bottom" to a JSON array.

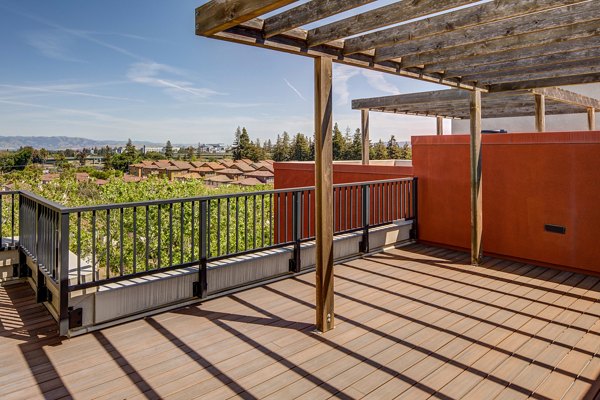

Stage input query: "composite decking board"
[{"left": 1, "top": 245, "right": 600, "bottom": 399}]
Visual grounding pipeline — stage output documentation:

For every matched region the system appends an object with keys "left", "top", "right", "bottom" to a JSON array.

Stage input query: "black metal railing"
[{"left": 5, "top": 177, "right": 417, "bottom": 335}]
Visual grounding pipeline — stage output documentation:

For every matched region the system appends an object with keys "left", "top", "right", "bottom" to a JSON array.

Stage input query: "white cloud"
[
  {"left": 0, "top": 83, "right": 141, "bottom": 102},
  {"left": 24, "top": 31, "right": 84, "bottom": 63},
  {"left": 333, "top": 65, "right": 360, "bottom": 105},
  {"left": 127, "top": 62, "right": 222, "bottom": 100},
  {"left": 361, "top": 70, "right": 401, "bottom": 96}
]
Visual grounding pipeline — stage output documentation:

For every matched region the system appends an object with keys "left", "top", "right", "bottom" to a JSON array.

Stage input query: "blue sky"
[{"left": 0, "top": 0, "right": 451, "bottom": 145}]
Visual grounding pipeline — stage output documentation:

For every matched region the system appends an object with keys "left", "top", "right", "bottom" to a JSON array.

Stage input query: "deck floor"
[{"left": 1, "top": 244, "right": 600, "bottom": 399}]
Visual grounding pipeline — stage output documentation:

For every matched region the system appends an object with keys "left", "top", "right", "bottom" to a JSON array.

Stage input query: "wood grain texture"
[
  {"left": 470, "top": 90, "right": 482, "bottom": 266},
  {"left": 361, "top": 109, "right": 370, "bottom": 165},
  {"left": 535, "top": 94, "right": 546, "bottom": 132}
]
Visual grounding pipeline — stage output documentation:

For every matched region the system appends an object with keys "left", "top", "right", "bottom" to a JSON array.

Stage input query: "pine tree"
[
  {"left": 387, "top": 135, "right": 402, "bottom": 159},
  {"left": 402, "top": 142, "right": 412, "bottom": 160},
  {"left": 372, "top": 139, "right": 388, "bottom": 160},
  {"left": 124, "top": 139, "right": 136, "bottom": 159},
  {"left": 164, "top": 140, "right": 173, "bottom": 158},
  {"left": 348, "top": 128, "right": 363, "bottom": 160},
  {"left": 290, "top": 133, "right": 311, "bottom": 161},
  {"left": 332, "top": 123, "right": 346, "bottom": 160}
]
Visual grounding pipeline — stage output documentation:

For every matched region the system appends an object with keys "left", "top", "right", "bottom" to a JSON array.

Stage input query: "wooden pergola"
[
  {"left": 195, "top": 0, "right": 600, "bottom": 333},
  {"left": 353, "top": 87, "right": 600, "bottom": 138}
]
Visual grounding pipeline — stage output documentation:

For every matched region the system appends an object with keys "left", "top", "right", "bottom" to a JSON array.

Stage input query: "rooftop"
[{"left": 3, "top": 244, "right": 600, "bottom": 399}]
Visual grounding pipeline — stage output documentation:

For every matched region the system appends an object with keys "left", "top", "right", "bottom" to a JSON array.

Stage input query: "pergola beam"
[
  {"left": 375, "top": 2, "right": 599, "bottom": 63},
  {"left": 473, "top": 61, "right": 600, "bottom": 86},
  {"left": 588, "top": 108, "right": 596, "bottom": 130},
  {"left": 306, "top": 0, "right": 480, "bottom": 48},
  {"left": 400, "top": 19, "right": 600, "bottom": 69},
  {"left": 344, "top": 0, "right": 588, "bottom": 55},
  {"left": 264, "top": 0, "right": 375, "bottom": 38},
  {"left": 488, "top": 72, "right": 600, "bottom": 92},
  {"left": 436, "top": 116, "right": 444, "bottom": 136},
  {"left": 195, "top": 0, "right": 297, "bottom": 36}
]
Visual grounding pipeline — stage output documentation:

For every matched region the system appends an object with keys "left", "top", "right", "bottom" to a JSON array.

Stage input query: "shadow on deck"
[{"left": 1, "top": 244, "right": 600, "bottom": 399}]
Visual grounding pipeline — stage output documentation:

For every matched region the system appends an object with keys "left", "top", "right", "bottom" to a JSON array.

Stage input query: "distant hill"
[{"left": 0, "top": 136, "right": 190, "bottom": 150}]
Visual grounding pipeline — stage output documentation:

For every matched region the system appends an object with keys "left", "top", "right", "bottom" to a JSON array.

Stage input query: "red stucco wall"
[{"left": 412, "top": 131, "right": 600, "bottom": 274}]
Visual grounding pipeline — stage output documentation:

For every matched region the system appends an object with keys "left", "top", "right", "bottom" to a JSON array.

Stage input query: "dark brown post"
[
  {"left": 535, "top": 94, "right": 546, "bottom": 132},
  {"left": 470, "top": 90, "right": 482, "bottom": 266},
  {"left": 361, "top": 109, "right": 370, "bottom": 165},
  {"left": 314, "top": 56, "right": 334, "bottom": 333},
  {"left": 436, "top": 116, "right": 444, "bottom": 135}
]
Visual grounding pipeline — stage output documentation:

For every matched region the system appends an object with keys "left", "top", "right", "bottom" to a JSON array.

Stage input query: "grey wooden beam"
[
  {"left": 479, "top": 64, "right": 600, "bottom": 86},
  {"left": 376, "top": 2, "right": 600, "bottom": 63},
  {"left": 470, "top": 90, "right": 482, "bottom": 266},
  {"left": 489, "top": 73, "right": 600, "bottom": 91},
  {"left": 400, "top": 19, "right": 600, "bottom": 69},
  {"left": 352, "top": 89, "right": 469, "bottom": 110},
  {"left": 425, "top": 36, "right": 600, "bottom": 74},
  {"left": 444, "top": 47, "right": 600, "bottom": 79},
  {"left": 436, "top": 116, "right": 444, "bottom": 136},
  {"left": 588, "top": 108, "right": 596, "bottom": 130},
  {"left": 314, "top": 56, "right": 334, "bottom": 333},
  {"left": 195, "top": 0, "right": 297, "bottom": 36},
  {"left": 264, "top": 0, "right": 375, "bottom": 38},
  {"left": 533, "top": 87, "right": 600, "bottom": 110},
  {"left": 306, "top": 0, "right": 480, "bottom": 47},
  {"left": 344, "top": 0, "right": 588, "bottom": 55}
]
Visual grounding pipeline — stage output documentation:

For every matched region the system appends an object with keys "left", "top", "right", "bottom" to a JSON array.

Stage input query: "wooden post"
[
  {"left": 314, "top": 56, "right": 334, "bottom": 333},
  {"left": 588, "top": 108, "right": 596, "bottom": 131},
  {"left": 534, "top": 94, "right": 546, "bottom": 132},
  {"left": 436, "top": 115, "right": 444, "bottom": 135},
  {"left": 470, "top": 90, "right": 482, "bottom": 266},
  {"left": 361, "top": 109, "right": 370, "bottom": 165}
]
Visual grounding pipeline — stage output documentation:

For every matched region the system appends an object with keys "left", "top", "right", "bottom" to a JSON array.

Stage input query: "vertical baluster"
[
  {"left": 11, "top": 193, "right": 15, "bottom": 246},
  {"left": 284, "top": 192, "right": 288, "bottom": 242},
  {"left": 92, "top": 210, "right": 96, "bottom": 281},
  {"left": 77, "top": 212, "right": 81, "bottom": 285},
  {"left": 236, "top": 197, "right": 240, "bottom": 253},
  {"left": 276, "top": 193, "right": 280, "bottom": 244},
  {"left": 169, "top": 203, "right": 173, "bottom": 266},
  {"left": 191, "top": 201, "right": 196, "bottom": 261},
  {"left": 157, "top": 204, "right": 162, "bottom": 268},
  {"left": 261, "top": 194, "right": 265, "bottom": 248},
  {"left": 244, "top": 196, "right": 248, "bottom": 250},
  {"left": 119, "top": 208, "right": 124, "bottom": 276},
  {"left": 106, "top": 209, "right": 110, "bottom": 279},
  {"left": 180, "top": 202, "right": 184, "bottom": 265},
  {"left": 216, "top": 198, "right": 221, "bottom": 256},
  {"left": 207, "top": 200, "right": 212, "bottom": 259},
  {"left": 226, "top": 198, "right": 230, "bottom": 254},
  {"left": 269, "top": 193, "right": 273, "bottom": 246},
  {"left": 145, "top": 205, "right": 149, "bottom": 271},
  {"left": 133, "top": 207, "right": 137, "bottom": 273},
  {"left": 307, "top": 190, "right": 312, "bottom": 238},
  {"left": 253, "top": 195, "right": 257, "bottom": 249}
]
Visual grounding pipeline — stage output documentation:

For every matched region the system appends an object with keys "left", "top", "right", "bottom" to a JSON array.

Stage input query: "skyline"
[{"left": 0, "top": 0, "right": 453, "bottom": 144}]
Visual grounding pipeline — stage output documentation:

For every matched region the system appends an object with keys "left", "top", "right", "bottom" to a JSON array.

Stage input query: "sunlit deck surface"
[{"left": 2, "top": 244, "right": 600, "bottom": 399}]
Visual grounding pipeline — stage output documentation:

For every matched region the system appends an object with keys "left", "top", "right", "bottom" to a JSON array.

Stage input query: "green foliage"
[
  {"left": 290, "top": 133, "right": 311, "bottom": 161},
  {"left": 371, "top": 139, "right": 389, "bottom": 160},
  {"left": 332, "top": 123, "right": 346, "bottom": 160},
  {"left": 164, "top": 140, "right": 173, "bottom": 159}
]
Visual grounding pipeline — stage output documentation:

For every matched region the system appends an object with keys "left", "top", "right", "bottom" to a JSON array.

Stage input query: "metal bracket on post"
[
  {"left": 359, "top": 185, "right": 370, "bottom": 254},
  {"left": 289, "top": 191, "right": 302, "bottom": 273},
  {"left": 195, "top": 199, "right": 208, "bottom": 299}
]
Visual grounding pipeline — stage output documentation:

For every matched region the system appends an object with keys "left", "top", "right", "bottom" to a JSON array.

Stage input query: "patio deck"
[{"left": 1, "top": 244, "right": 600, "bottom": 399}]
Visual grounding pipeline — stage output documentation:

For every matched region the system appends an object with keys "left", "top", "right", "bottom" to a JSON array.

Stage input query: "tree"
[
  {"left": 371, "top": 139, "right": 388, "bottom": 160},
  {"left": 401, "top": 142, "right": 412, "bottom": 160},
  {"left": 164, "top": 140, "right": 173, "bottom": 159},
  {"left": 346, "top": 128, "right": 363, "bottom": 160},
  {"left": 185, "top": 146, "right": 196, "bottom": 161},
  {"left": 332, "top": 123, "right": 346, "bottom": 160},
  {"left": 272, "top": 132, "right": 291, "bottom": 161},
  {"left": 76, "top": 150, "right": 87, "bottom": 166},
  {"left": 124, "top": 139, "right": 136, "bottom": 159},
  {"left": 387, "top": 135, "right": 402, "bottom": 159},
  {"left": 39, "top": 148, "right": 49, "bottom": 163},
  {"left": 290, "top": 133, "right": 311, "bottom": 161}
]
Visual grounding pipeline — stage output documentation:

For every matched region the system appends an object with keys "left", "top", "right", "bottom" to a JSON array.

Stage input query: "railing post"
[
  {"left": 360, "top": 184, "right": 370, "bottom": 253},
  {"left": 410, "top": 177, "right": 419, "bottom": 240},
  {"left": 196, "top": 199, "right": 208, "bottom": 299},
  {"left": 289, "top": 191, "right": 302, "bottom": 273},
  {"left": 58, "top": 211, "right": 70, "bottom": 336}
]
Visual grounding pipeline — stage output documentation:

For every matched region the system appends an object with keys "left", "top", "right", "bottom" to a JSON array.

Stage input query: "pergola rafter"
[{"left": 195, "top": 0, "right": 600, "bottom": 333}]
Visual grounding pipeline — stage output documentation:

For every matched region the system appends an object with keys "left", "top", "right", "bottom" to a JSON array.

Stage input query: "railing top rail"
[
  {"left": 8, "top": 177, "right": 414, "bottom": 213},
  {"left": 0, "top": 190, "right": 20, "bottom": 195}
]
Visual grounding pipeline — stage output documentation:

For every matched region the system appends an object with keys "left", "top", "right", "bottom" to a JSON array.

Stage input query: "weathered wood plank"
[
  {"left": 475, "top": 63, "right": 600, "bottom": 85},
  {"left": 535, "top": 94, "right": 546, "bottom": 133},
  {"left": 488, "top": 72, "right": 600, "bottom": 91},
  {"left": 344, "top": 0, "right": 588, "bottom": 55},
  {"left": 533, "top": 87, "right": 600, "bottom": 110},
  {"left": 470, "top": 90, "right": 482, "bottom": 266},
  {"left": 375, "top": 2, "right": 600, "bottom": 62},
  {"left": 437, "top": 116, "right": 444, "bottom": 136},
  {"left": 444, "top": 47, "right": 600, "bottom": 79},
  {"left": 352, "top": 90, "right": 469, "bottom": 110},
  {"left": 195, "top": 0, "right": 296, "bottom": 36},
  {"left": 264, "top": 0, "right": 375, "bottom": 38},
  {"left": 306, "top": 0, "right": 480, "bottom": 48},
  {"left": 426, "top": 36, "right": 600, "bottom": 74},
  {"left": 314, "top": 56, "right": 334, "bottom": 333},
  {"left": 361, "top": 109, "right": 370, "bottom": 165},
  {"left": 400, "top": 19, "right": 600, "bottom": 69}
]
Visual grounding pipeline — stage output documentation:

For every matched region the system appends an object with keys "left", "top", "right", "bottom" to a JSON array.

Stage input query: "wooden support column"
[
  {"left": 361, "top": 109, "right": 370, "bottom": 165},
  {"left": 470, "top": 90, "right": 482, "bottom": 266},
  {"left": 534, "top": 94, "right": 546, "bottom": 132},
  {"left": 588, "top": 108, "right": 596, "bottom": 131},
  {"left": 314, "top": 56, "right": 334, "bottom": 333},
  {"left": 436, "top": 116, "right": 444, "bottom": 135}
]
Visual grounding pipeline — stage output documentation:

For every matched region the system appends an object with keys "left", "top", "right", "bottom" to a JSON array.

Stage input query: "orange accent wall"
[{"left": 412, "top": 131, "right": 600, "bottom": 274}]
